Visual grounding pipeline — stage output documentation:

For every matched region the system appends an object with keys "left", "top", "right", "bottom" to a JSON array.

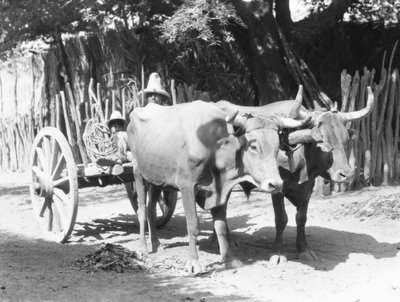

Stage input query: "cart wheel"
[
  {"left": 125, "top": 182, "right": 178, "bottom": 228},
  {"left": 29, "top": 127, "right": 78, "bottom": 243}
]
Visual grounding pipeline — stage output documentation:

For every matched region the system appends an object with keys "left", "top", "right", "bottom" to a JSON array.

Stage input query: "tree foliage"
[
  {"left": 0, "top": 0, "right": 154, "bottom": 59},
  {"left": 302, "top": 0, "right": 400, "bottom": 25},
  {"left": 346, "top": 0, "right": 400, "bottom": 25},
  {"left": 1, "top": 0, "right": 399, "bottom": 103},
  {"left": 158, "top": 0, "right": 244, "bottom": 46}
]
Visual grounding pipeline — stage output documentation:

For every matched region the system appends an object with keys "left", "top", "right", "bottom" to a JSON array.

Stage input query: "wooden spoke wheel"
[
  {"left": 125, "top": 182, "right": 178, "bottom": 228},
  {"left": 29, "top": 127, "right": 78, "bottom": 243}
]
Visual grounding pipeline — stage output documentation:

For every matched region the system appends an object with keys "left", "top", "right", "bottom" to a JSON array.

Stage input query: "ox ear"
[
  {"left": 226, "top": 111, "right": 248, "bottom": 136},
  {"left": 313, "top": 100, "right": 322, "bottom": 111},
  {"left": 215, "top": 136, "right": 241, "bottom": 170},
  {"left": 287, "top": 127, "right": 323, "bottom": 144}
]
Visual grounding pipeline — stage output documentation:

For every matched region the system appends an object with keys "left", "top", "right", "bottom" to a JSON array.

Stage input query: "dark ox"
[
  {"left": 216, "top": 86, "right": 374, "bottom": 264},
  {"left": 127, "top": 100, "right": 309, "bottom": 273}
]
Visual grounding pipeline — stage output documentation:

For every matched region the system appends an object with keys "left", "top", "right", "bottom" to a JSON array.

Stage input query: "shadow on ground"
[
  {"left": 0, "top": 185, "right": 30, "bottom": 197},
  {"left": 0, "top": 231, "right": 249, "bottom": 302},
  {"left": 70, "top": 210, "right": 400, "bottom": 272}
]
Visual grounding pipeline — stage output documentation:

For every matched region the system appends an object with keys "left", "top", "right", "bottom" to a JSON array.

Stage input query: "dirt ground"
[{"left": 1, "top": 171, "right": 400, "bottom": 302}]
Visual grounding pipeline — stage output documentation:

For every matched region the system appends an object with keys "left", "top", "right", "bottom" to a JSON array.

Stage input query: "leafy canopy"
[
  {"left": 158, "top": 0, "right": 244, "bottom": 46},
  {"left": 1, "top": 0, "right": 399, "bottom": 60}
]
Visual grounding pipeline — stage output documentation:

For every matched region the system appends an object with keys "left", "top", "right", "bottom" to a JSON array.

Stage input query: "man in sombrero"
[
  {"left": 138, "top": 72, "right": 171, "bottom": 106},
  {"left": 96, "top": 72, "right": 171, "bottom": 174}
]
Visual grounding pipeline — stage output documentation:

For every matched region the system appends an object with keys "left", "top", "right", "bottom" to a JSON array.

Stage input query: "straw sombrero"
[
  {"left": 138, "top": 72, "right": 171, "bottom": 100},
  {"left": 107, "top": 111, "right": 127, "bottom": 128}
]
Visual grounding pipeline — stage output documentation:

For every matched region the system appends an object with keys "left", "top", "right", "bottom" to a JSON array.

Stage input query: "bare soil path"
[{"left": 1, "top": 171, "right": 400, "bottom": 302}]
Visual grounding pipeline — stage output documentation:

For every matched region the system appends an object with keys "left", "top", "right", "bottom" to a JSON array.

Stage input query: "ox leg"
[
  {"left": 211, "top": 204, "right": 243, "bottom": 269},
  {"left": 147, "top": 185, "right": 162, "bottom": 253},
  {"left": 208, "top": 193, "right": 237, "bottom": 248},
  {"left": 133, "top": 172, "right": 149, "bottom": 255},
  {"left": 270, "top": 192, "right": 288, "bottom": 265},
  {"left": 181, "top": 188, "right": 202, "bottom": 274},
  {"left": 295, "top": 200, "right": 318, "bottom": 261},
  {"left": 294, "top": 181, "right": 318, "bottom": 261}
]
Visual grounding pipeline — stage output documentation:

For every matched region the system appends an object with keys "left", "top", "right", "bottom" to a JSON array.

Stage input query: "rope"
[{"left": 83, "top": 118, "right": 117, "bottom": 162}]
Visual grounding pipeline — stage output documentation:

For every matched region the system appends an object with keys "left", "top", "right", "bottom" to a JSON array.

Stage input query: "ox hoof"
[
  {"left": 225, "top": 258, "right": 243, "bottom": 269},
  {"left": 149, "top": 240, "right": 162, "bottom": 253},
  {"left": 185, "top": 260, "right": 203, "bottom": 275},
  {"left": 297, "top": 249, "right": 318, "bottom": 261},
  {"left": 270, "top": 254, "right": 288, "bottom": 265},
  {"left": 137, "top": 242, "right": 149, "bottom": 257}
]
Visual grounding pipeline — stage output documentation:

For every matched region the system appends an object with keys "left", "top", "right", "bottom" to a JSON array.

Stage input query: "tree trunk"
[
  {"left": 230, "top": 0, "right": 295, "bottom": 104},
  {"left": 275, "top": 0, "right": 293, "bottom": 38}
]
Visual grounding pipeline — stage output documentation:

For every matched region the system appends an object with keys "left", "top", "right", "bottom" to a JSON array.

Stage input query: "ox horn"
[
  {"left": 278, "top": 115, "right": 311, "bottom": 129},
  {"left": 288, "top": 85, "right": 303, "bottom": 118},
  {"left": 338, "top": 86, "right": 374, "bottom": 122}
]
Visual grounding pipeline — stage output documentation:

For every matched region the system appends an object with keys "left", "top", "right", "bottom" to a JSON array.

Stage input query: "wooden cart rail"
[{"left": 77, "top": 162, "right": 135, "bottom": 189}]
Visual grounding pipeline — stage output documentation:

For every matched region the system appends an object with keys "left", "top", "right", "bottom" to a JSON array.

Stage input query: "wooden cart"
[{"left": 29, "top": 126, "right": 177, "bottom": 243}]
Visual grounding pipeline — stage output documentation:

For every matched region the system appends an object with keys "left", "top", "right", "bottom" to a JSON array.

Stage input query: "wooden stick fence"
[
  {"left": 6, "top": 42, "right": 400, "bottom": 191},
  {"left": 0, "top": 71, "right": 211, "bottom": 171},
  {"left": 340, "top": 42, "right": 400, "bottom": 188}
]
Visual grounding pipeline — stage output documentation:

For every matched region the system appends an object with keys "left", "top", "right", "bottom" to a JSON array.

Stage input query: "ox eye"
[{"left": 249, "top": 144, "right": 258, "bottom": 152}]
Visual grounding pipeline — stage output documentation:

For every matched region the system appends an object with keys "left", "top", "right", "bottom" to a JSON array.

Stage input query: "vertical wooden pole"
[
  {"left": 341, "top": 70, "right": 351, "bottom": 111},
  {"left": 122, "top": 88, "right": 126, "bottom": 117},
  {"left": 55, "top": 94, "right": 61, "bottom": 130},
  {"left": 141, "top": 65, "right": 145, "bottom": 107},
  {"left": 105, "top": 98, "right": 109, "bottom": 121},
  {"left": 394, "top": 72, "right": 400, "bottom": 179},
  {"left": 66, "top": 83, "right": 88, "bottom": 165},
  {"left": 385, "top": 69, "right": 397, "bottom": 182},
  {"left": 60, "top": 91, "right": 74, "bottom": 145},
  {"left": 171, "top": 79, "right": 177, "bottom": 105},
  {"left": 370, "top": 66, "right": 387, "bottom": 184},
  {"left": 112, "top": 90, "right": 116, "bottom": 112},
  {"left": 50, "top": 94, "right": 56, "bottom": 127},
  {"left": 96, "top": 83, "right": 105, "bottom": 122},
  {"left": 0, "top": 74, "right": 3, "bottom": 121}
]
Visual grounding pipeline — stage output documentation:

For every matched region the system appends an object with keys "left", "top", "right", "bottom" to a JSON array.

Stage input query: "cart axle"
[{"left": 32, "top": 166, "right": 54, "bottom": 198}]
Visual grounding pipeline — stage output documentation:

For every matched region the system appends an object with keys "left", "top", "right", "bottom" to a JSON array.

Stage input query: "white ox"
[{"left": 127, "top": 100, "right": 310, "bottom": 273}]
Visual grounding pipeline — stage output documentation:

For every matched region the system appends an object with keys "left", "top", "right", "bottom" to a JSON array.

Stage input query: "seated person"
[
  {"left": 96, "top": 111, "right": 129, "bottom": 173},
  {"left": 96, "top": 72, "right": 171, "bottom": 174}
]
